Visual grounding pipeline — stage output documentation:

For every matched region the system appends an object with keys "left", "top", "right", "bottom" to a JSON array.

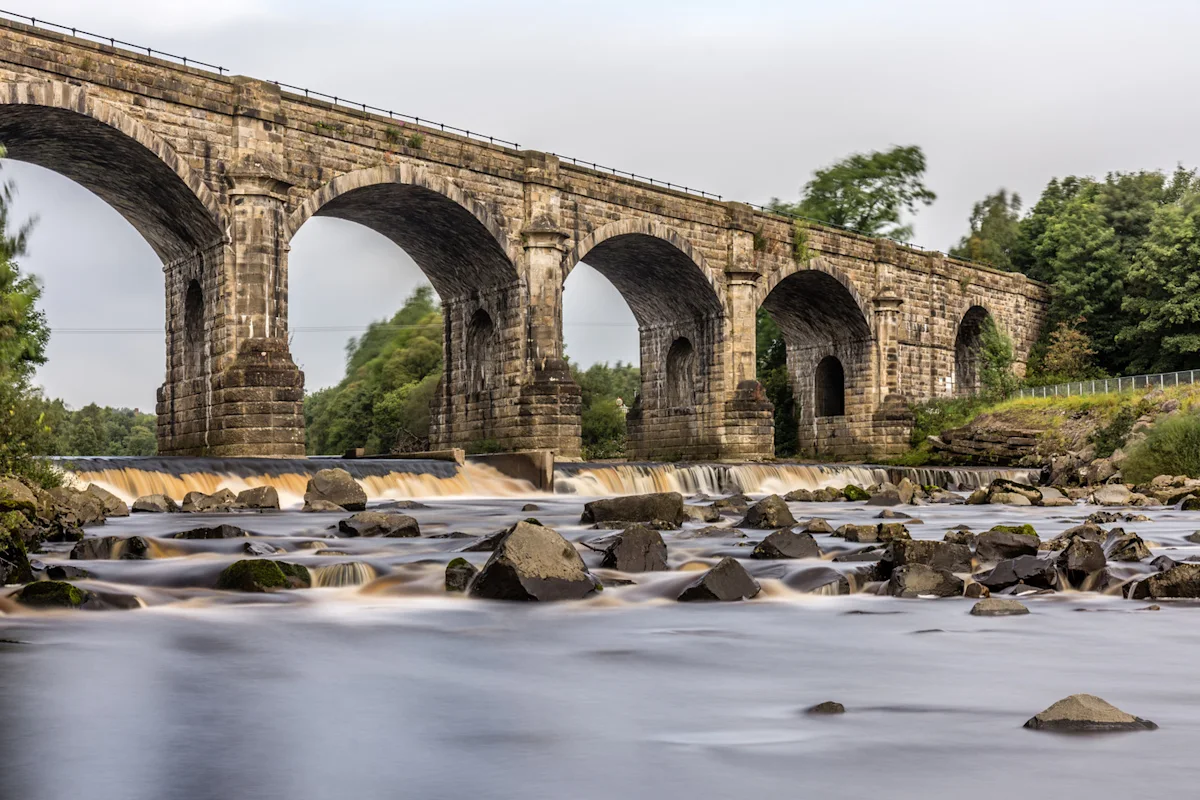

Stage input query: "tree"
[
  {"left": 1029, "top": 318, "right": 1103, "bottom": 384},
  {"left": 755, "top": 308, "right": 797, "bottom": 457},
  {"left": 950, "top": 189, "right": 1021, "bottom": 270},
  {"left": 770, "top": 145, "right": 936, "bottom": 240},
  {"left": 571, "top": 361, "right": 640, "bottom": 459},
  {"left": 979, "top": 318, "right": 1018, "bottom": 401},
  {"left": 1118, "top": 189, "right": 1200, "bottom": 372}
]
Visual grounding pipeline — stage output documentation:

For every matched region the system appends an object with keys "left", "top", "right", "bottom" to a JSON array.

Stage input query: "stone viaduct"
[{"left": 0, "top": 17, "right": 1049, "bottom": 461}]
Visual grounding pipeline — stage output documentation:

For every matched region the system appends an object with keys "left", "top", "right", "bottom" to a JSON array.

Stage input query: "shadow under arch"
[
  {"left": 0, "top": 80, "right": 226, "bottom": 260},
  {"left": 954, "top": 304, "right": 993, "bottom": 397},
  {"left": 286, "top": 166, "right": 519, "bottom": 298}
]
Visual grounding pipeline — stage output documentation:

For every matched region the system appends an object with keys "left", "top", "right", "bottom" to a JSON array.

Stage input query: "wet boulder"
[
  {"left": 69, "top": 535, "right": 150, "bottom": 561},
  {"left": 975, "top": 528, "right": 1039, "bottom": 562},
  {"left": 181, "top": 489, "right": 236, "bottom": 513},
  {"left": 806, "top": 701, "right": 846, "bottom": 714},
  {"left": 85, "top": 484, "right": 129, "bottom": 517},
  {"left": 243, "top": 541, "right": 278, "bottom": 556},
  {"left": 842, "top": 484, "right": 871, "bottom": 502},
  {"left": 784, "top": 488, "right": 813, "bottom": 502},
  {"left": 235, "top": 486, "right": 280, "bottom": 510},
  {"left": 132, "top": 494, "right": 178, "bottom": 514},
  {"left": 173, "top": 524, "right": 251, "bottom": 540},
  {"left": 943, "top": 529, "right": 976, "bottom": 546},
  {"left": 875, "top": 509, "right": 911, "bottom": 519},
  {"left": 337, "top": 511, "right": 420, "bottom": 538},
  {"left": 1125, "top": 563, "right": 1200, "bottom": 599},
  {"left": 975, "top": 556, "right": 1059, "bottom": 592},
  {"left": 713, "top": 493, "right": 751, "bottom": 512},
  {"left": 1091, "top": 484, "right": 1133, "bottom": 506},
  {"left": 303, "top": 469, "right": 367, "bottom": 512},
  {"left": 445, "top": 557, "right": 478, "bottom": 592},
  {"left": 811, "top": 488, "right": 843, "bottom": 502},
  {"left": 677, "top": 557, "right": 761, "bottom": 602},
  {"left": 469, "top": 521, "right": 597, "bottom": 601},
  {"left": 580, "top": 492, "right": 684, "bottom": 528},
  {"left": 0, "top": 527, "right": 33, "bottom": 584},
  {"left": 48, "top": 487, "right": 106, "bottom": 526},
  {"left": 803, "top": 518, "right": 834, "bottom": 534},
  {"left": 46, "top": 564, "right": 90, "bottom": 581},
  {"left": 1104, "top": 529, "right": 1151, "bottom": 562},
  {"left": 215, "top": 559, "right": 311, "bottom": 592},
  {"left": 989, "top": 478, "right": 1042, "bottom": 505},
  {"left": 600, "top": 524, "right": 668, "bottom": 572},
  {"left": 14, "top": 580, "right": 88, "bottom": 609},
  {"left": 738, "top": 495, "right": 797, "bottom": 529},
  {"left": 1038, "top": 486, "right": 1073, "bottom": 507},
  {"left": 877, "top": 539, "right": 971, "bottom": 579},
  {"left": 970, "top": 598, "right": 1029, "bottom": 617},
  {"left": 0, "top": 477, "right": 37, "bottom": 515},
  {"left": 1024, "top": 694, "right": 1156, "bottom": 732},
  {"left": 835, "top": 523, "right": 878, "bottom": 542},
  {"left": 751, "top": 528, "right": 820, "bottom": 560},
  {"left": 877, "top": 523, "right": 912, "bottom": 543},
  {"left": 683, "top": 504, "right": 721, "bottom": 523},
  {"left": 887, "top": 564, "right": 963, "bottom": 598},
  {"left": 1057, "top": 538, "right": 1106, "bottom": 586}
]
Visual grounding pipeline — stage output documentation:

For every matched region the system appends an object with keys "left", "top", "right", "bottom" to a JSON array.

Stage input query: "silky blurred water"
[{"left": 3, "top": 493, "right": 1199, "bottom": 800}]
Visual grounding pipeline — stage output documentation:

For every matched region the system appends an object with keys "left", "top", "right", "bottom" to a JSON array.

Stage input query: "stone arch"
[
  {"left": 0, "top": 79, "right": 226, "bottom": 261},
  {"left": 759, "top": 257, "right": 873, "bottom": 334},
  {"left": 567, "top": 218, "right": 726, "bottom": 324},
  {"left": 286, "top": 165, "right": 520, "bottom": 297},
  {"left": 954, "top": 304, "right": 993, "bottom": 397},
  {"left": 666, "top": 336, "right": 697, "bottom": 408},
  {"left": 815, "top": 355, "right": 845, "bottom": 417}
]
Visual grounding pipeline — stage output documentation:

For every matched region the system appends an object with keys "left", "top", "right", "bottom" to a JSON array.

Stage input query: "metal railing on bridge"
[{"left": 1016, "top": 369, "right": 1200, "bottom": 399}]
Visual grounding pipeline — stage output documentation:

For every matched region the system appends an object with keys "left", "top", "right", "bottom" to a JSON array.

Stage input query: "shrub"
[{"left": 1122, "top": 412, "right": 1200, "bottom": 483}]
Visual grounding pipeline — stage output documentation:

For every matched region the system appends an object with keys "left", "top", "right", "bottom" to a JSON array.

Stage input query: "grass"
[{"left": 1123, "top": 412, "right": 1200, "bottom": 483}]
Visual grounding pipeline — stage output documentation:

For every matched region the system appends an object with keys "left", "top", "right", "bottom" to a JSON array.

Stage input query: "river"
[{"left": 1, "top": 459, "right": 1195, "bottom": 799}]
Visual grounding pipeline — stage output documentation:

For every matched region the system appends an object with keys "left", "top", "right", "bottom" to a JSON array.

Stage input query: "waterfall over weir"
[{"left": 58, "top": 456, "right": 1037, "bottom": 504}]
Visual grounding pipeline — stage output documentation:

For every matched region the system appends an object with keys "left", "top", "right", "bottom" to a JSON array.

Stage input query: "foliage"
[
  {"left": 769, "top": 145, "right": 936, "bottom": 241},
  {"left": 571, "top": 361, "right": 639, "bottom": 460},
  {"left": 24, "top": 397, "right": 157, "bottom": 456},
  {"left": 304, "top": 286, "right": 443, "bottom": 455},
  {"left": 1122, "top": 412, "right": 1200, "bottom": 483},
  {"left": 755, "top": 308, "right": 797, "bottom": 457},
  {"left": 907, "top": 396, "right": 989, "bottom": 448},
  {"left": 1025, "top": 318, "right": 1105, "bottom": 386},
  {"left": 1089, "top": 402, "right": 1144, "bottom": 460},
  {"left": 950, "top": 189, "right": 1021, "bottom": 270},
  {"left": 979, "top": 317, "right": 1018, "bottom": 401}
]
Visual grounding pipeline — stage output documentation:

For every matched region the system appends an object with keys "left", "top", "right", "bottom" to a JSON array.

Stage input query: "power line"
[{"left": 50, "top": 321, "right": 636, "bottom": 335}]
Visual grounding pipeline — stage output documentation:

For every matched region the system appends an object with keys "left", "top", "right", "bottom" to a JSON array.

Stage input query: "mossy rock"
[
  {"left": 988, "top": 524, "right": 1039, "bottom": 539},
  {"left": 215, "top": 559, "right": 312, "bottom": 592},
  {"left": 16, "top": 580, "right": 87, "bottom": 608},
  {"left": 0, "top": 527, "right": 33, "bottom": 585},
  {"left": 842, "top": 485, "right": 870, "bottom": 502},
  {"left": 1181, "top": 496, "right": 1200, "bottom": 511}
]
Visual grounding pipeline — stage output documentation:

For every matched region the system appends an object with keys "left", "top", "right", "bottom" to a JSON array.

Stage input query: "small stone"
[
  {"left": 1024, "top": 694, "right": 1156, "bottom": 732},
  {"left": 970, "top": 598, "right": 1029, "bottom": 616},
  {"left": 964, "top": 582, "right": 990, "bottom": 599},
  {"left": 243, "top": 541, "right": 278, "bottom": 556},
  {"left": 521, "top": 503, "right": 540, "bottom": 512},
  {"left": 677, "top": 557, "right": 761, "bottom": 602},
  {"left": 445, "top": 557, "right": 478, "bottom": 592},
  {"left": 806, "top": 701, "right": 845, "bottom": 715},
  {"left": 875, "top": 509, "right": 911, "bottom": 519},
  {"left": 173, "top": 524, "right": 250, "bottom": 540}
]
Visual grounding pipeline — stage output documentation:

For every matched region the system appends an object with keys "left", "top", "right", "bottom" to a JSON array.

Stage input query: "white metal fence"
[{"left": 1016, "top": 369, "right": 1200, "bottom": 399}]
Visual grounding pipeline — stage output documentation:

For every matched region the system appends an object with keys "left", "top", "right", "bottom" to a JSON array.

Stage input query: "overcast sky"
[{"left": 6, "top": 0, "right": 1200, "bottom": 410}]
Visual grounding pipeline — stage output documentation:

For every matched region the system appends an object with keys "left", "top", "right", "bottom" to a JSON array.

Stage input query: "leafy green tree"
[
  {"left": 979, "top": 318, "right": 1018, "bottom": 401},
  {"left": 950, "top": 189, "right": 1021, "bottom": 270},
  {"left": 756, "top": 308, "right": 797, "bottom": 457},
  {"left": 304, "top": 286, "right": 443, "bottom": 455},
  {"left": 770, "top": 145, "right": 936, "bottom": 240},
  {"left": 1119, "top": 189, "right": 1200, "bottom": 372},
  {"left": 1026, "top": 318, "right": 1104, "bottom": 385},
  {"left": 571, "top": 361, "right": 639, "bottom": 459}
]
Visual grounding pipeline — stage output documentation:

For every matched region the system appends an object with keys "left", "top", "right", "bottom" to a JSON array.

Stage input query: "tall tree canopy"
[
  {"left": 770, "top": 144, "right": 937, "bottom": 240},
  {"left": 950, "top": 189, "right": 1022, "bottom": 270}
]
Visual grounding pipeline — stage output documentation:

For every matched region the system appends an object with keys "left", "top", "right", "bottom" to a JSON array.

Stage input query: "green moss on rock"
[
  {"left": 988, "top": 524, "right": 1039, "bottom": 538},
  {"left": 842, "top": 485, "right": 870, "bottom": 502},
  {"left": 216, "top": 559, "right": 311, "bottom": 592},
  {"left": 16, "top": 580, "right": 86, "bottom": 608}
]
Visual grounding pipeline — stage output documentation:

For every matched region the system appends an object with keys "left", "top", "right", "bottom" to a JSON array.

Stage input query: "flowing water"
[{"left": 3, "top": 458, "right": 1197, "bottom": 799}]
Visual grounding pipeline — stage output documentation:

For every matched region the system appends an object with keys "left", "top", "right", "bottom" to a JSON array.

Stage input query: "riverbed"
[{"left": 2, "top": 471, "right": 1199, "bottom": 799}]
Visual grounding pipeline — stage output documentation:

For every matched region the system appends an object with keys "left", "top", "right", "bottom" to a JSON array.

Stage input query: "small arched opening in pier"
[
  {"left": 815, "top": 355, "right": 845, "bottom": 417},
  {"left": 954, "top": 305, "right": 991, "bottom": 397},
  {"left": 465, "top": 309, "right": 496, "bottom": 397},
  {"left": 565, "top": 222, "right": 726, "bottom": 459},
  {"left": 758, "top": 264, "right": 872, "bottom": 458}
]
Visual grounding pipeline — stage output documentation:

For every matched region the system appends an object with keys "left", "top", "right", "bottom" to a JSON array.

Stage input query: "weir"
[{"left": 60, "top": 456, "right": 1037, "bottom": 504}]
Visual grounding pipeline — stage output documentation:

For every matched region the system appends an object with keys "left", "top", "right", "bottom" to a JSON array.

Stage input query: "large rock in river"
[
  {"left": 469, "top": 521, "right": 597, "bottom": 601},
  {"left": 677, "top": 557, "right": 761, "bottom": 602},
  {"left": 1057, "top": 537, "right": 1106, "bottom": 586},
  {"left": 975, "top": 555, "right": 1059, "bottom": 592},
  {"left": 1024, "top": 694, "right": 1156, "bottom": 732},
  {"left": 86, "top": 484, "right": 129, "bottom": 517},
  {"left": 876, "top": 539, "right": 971, "bottom": 579},
  {"left": 215, "top": 559, "right": 311, "bottom": 592},
  {"left": 303, "top": 468, "right": 367, "bottom": 512},
  {"left": 14, "top": 580, "right": 88, "bottom": 609},
  {"left": 975, "top": 528, "right": 1039, "bottom": 562},
  {"left": 738, "top": 495, "right": 796, "bottom": 529},
  {"left": 0, "top": 477, "right": 37, "bottom": 515},
  {"left": 1125, "top": 562, "right": 1200, "bottom": 599},
  {"left": 751, "top": 528, "right": 820, "bottom": 560},
  {"left": 600, "top": 524, "right": 668, "bottom": 572},
  {"left": 70, "top": 535, "right": 150, "bottom": 560},
  {"left": 338, "top": 511, "right": 420, "bottom": 538},
  {"left": 181, "top": 489, "right": 236, "bottom": 513},
  {"left": 580, "top": 493, "right": 684, "bottom": 527},
  {"left": 49, "top": 487, "right": 106, "bottom": 526},
  {"left": 887, "top": 564, "right": 963, "bottom": 598},
  {"left": 173, "top": 524, "right": 250, "bottom": 540},
  {"left": 132, "top": 494, "right": 178, "bottom": 513},
  {"left": 235, "top": 486, "right": 280, "bottom": 510}
]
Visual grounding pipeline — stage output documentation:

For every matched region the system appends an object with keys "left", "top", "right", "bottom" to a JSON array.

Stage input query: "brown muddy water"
[{"left": 2, "top": 459, "right": 1198, "bottom": 799}]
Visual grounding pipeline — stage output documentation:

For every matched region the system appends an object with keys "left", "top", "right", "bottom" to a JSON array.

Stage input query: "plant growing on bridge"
[
  {"left": 979, "top": 317, "right": 1018, "bottom": 401},
  {"left": 406, "top": 133, "right": 424, "bottom": 150},
  {"left": 791, "top": 221, "right": 811, "bottom": 264}
]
